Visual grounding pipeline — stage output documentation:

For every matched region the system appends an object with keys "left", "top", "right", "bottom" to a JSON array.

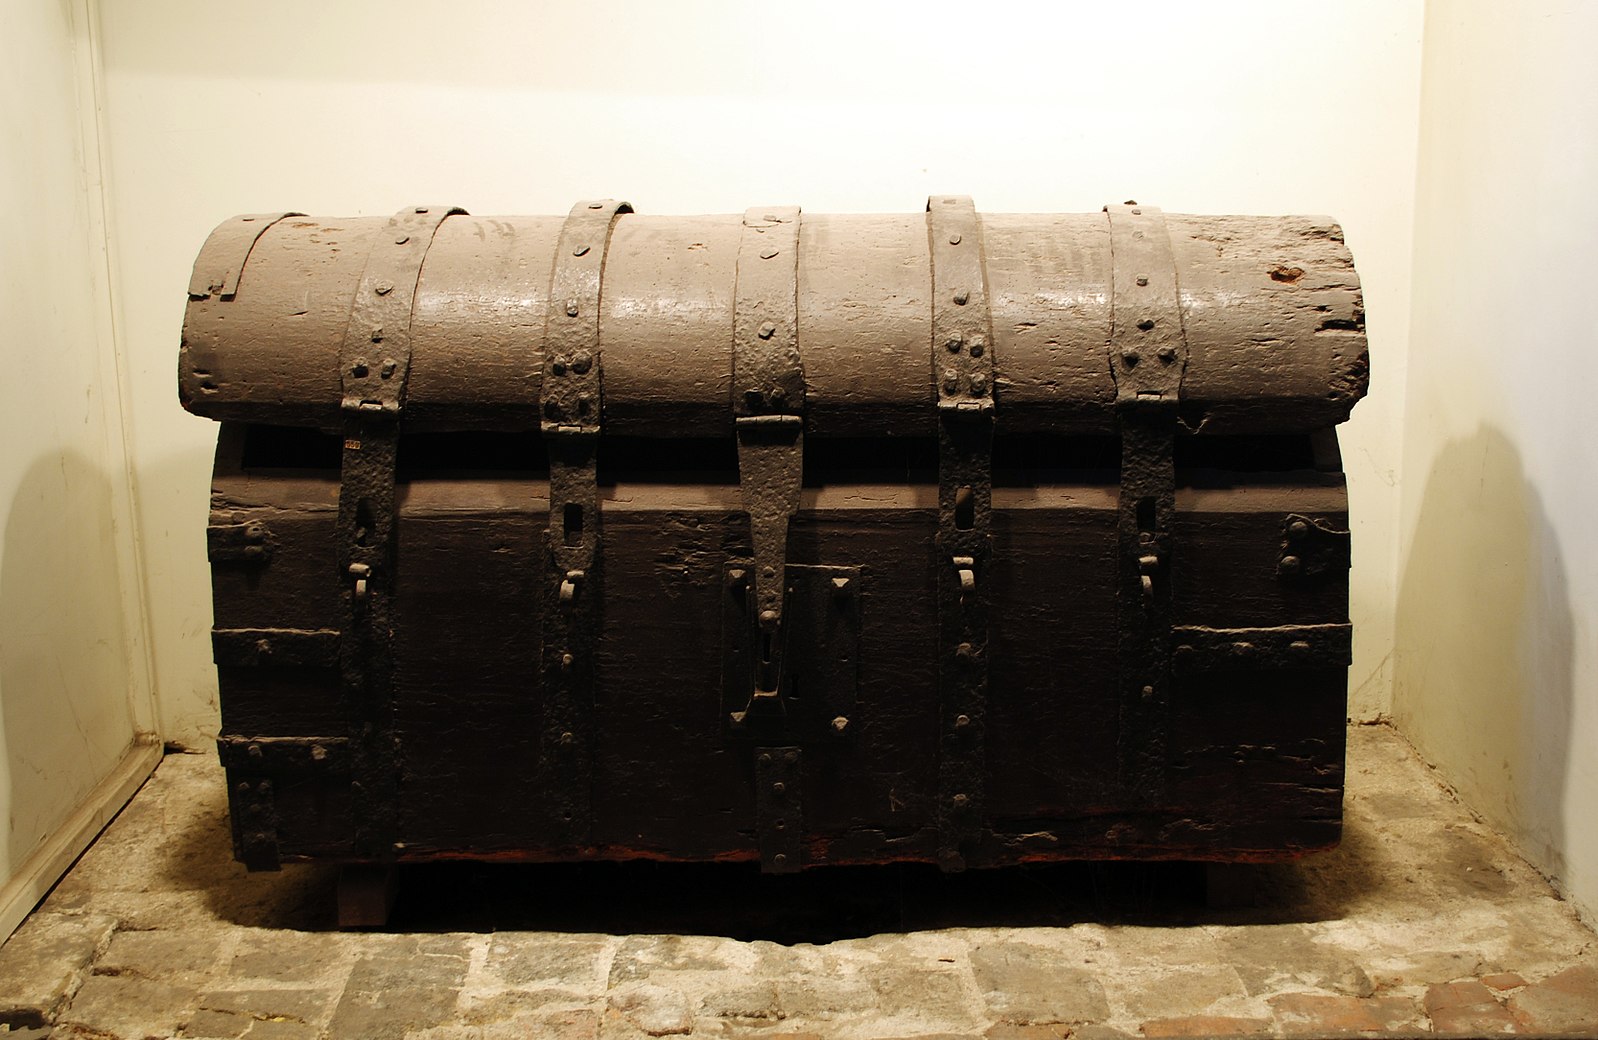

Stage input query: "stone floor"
[{"left": 1, "top": 724, "right": 1595, "bottom": 1039}]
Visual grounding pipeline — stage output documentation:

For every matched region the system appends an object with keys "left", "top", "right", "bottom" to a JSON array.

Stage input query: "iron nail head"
[
  {"left": 953, "top": 290, "right": 970, "bottom": 306},
  {"left": 948, "top": 233, "right": 962, "bottom": 245},
  {"left": 759, "top": 321, "right": 777, "bottom": 339},
  {"left": 565, "top": 299, "right": 579, "bottom": 317},
  {"left": 573, "top": 244, "right": 590, "bottom": 257},
  {"left": 760, "top": 246, "right": 779, "bottom": 260}
]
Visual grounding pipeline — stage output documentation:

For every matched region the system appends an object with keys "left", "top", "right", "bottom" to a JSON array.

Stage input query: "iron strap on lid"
[
  {"left": 336, "top": 203, "right": 466, "bottom": 862},
  {"left": 729, "top": 205, "right": 806, "bottom": 873},
  {"left": 186, "top": 211, "right": 303, "bottom": 299},
  {"left": 1105, "top": 201, "right": 1189, "bottom": 806},
  {"left": 928, "top": 195, "right": 995, "bottom": 872},
  {"left": 540, "top": 198, "right": 631, "bottom": 846}
]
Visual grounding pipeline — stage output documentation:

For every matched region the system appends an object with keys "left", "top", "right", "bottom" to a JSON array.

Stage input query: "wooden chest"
[{"left": 180, "top": 199, "right": 1366, "bottom": 897}]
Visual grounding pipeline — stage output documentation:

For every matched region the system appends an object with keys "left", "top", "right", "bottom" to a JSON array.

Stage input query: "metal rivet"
[
  {"left": 588, "top": 202, "right": 604, "bottom": 209},
  {"left": 952, "top": 793, "right": 970, "bottom": 809},
  {"left": 942, "top": 370, "right": 960, "bottom": 394},
  {"left": 831, "top": 715, "right": 850, "bottom": 734},
  {"left": 727, "top": 567, "right": 748, "bottom": 588},
  {"left": 1280, "top": 555, "right": 1303, "bottom": 576},
  {"left": 415, "top": 206, "right": 429, "bottom": 214},
  {"left": 560, "top": 731, "right": 575, "bottom": 746},
  {"left": 565, "top": 300, "right": 579, "bottom": 317},
  {"left": 573, "top": 244, "right": 590, "bottom": 257},
  {"left": 969, "top": 372, "right": 987, "bottom": 394},
  {"left": 774, "top": 853, "right": 788, "bottom": 866},
  {"left": 956, "top": 641, "right": 975, "bottom": 662},
  {"left": 351, "top": 362, "right": 369, "bottom": 378},
  {"left": 571, "top": 351, "right": 593, "bottom": 374},
  {"left": 369, "top": 326, "right": 384, "bottom": 343},
  {"left": 954, "top": 713, "right": 970, "bottom": 730},
  {"left": 1290, "top": 640, "right": 1312, "bottom": 653},
  {"left": 1136, "top": 276, "right": 1149, "bottom": 287},
  {"left": 1158, "top": 346, "right": 1178, "bottom": 363},
  {"left": 374, "top": 282, "right": 393, "bottom": 295},
  {"left": 1142, "top": 684, "right": 1155, "bottom": 700},
  {"left": 760, "top": 247, "right": 779, "bottom": 260},
  {"left": 1137, "top": 319, "right": 1156, "bottom": 332},
  {"left": 948, "top": 233, "right": 962, "bottom": 245},
  {"left": 247, "top": 743, "right": 263, "bottom": 761},
  {"left": 1288, "top": 520, "right": 1310, "bottom": 540},
  {"left": 1131, "top": 207, "right": 1143, "bottom": 215},
  {"left": 560, "top": 652, "right": 574, "bottom": 673},
  {"left": 946, "top": 335, "right": 963, "bottom": 353},
  {"left": 969, "top": 336, "right": 985, "bottom": 358},
  {"left": 768, "top": 386, "right": 787, "bottom": 406},
  {"left": 953, "top": 290, "right": 970, "bottom": 306},
  {"left": 311, "top": 744, "right": 328, "bottom": 762},
  {"left": 241, "top": 216, "right": 256, "bottom": 222},
  {"left": 785, "top": 750, "right": 797, "bottom": 763},
  {"left": 831, "top": 575, "right": 852, "bottom": 594},
  {"left": 250, "top": 831, "right": 270, "bottom": 844},
  {"left": 394, "top": 234, "right": 410, "bottom": 245},
  {"left": 551, "top": 357, "right": 567, "bottom": 375},
  {"left": 759, "top": 609, "right": 778, "bottom": 626},
  {"left": 380, "top": 359, "right": 398, "bottom": 379},
  {"left": 772, "top": 781, "right": 786, "bottom": 795},
  {"left": 236, "top": 782, "right": 251, "bottom": 794},
  {"left": 759, "top": 753, "right": 772, "bottom": 765},
  {"left": 255, "top": 638, "right": 272, "bottom": 655},
  {"left": 1121, "top": 348, "right": 1141, "bottom": 366},
  {"left": 759, "top": 321, "right": 777, "bottom": 340}
]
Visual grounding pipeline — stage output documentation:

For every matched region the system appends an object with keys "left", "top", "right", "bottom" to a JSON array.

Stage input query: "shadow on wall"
[
  {"left": 1393, "top": 425, "right": 1573, "bottom": 883},
  {"left": 0, "top": 450, "right": 137, "bottom": 877},
  {"left": 136, "top": 433, "right": 223, "bottom": 746}
]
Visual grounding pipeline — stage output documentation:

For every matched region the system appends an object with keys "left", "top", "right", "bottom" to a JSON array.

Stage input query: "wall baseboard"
[{"left": 0, "top": 741, "right": 162, "bottom": 943}]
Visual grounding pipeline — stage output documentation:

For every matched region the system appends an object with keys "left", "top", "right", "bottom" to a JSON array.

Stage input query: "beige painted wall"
[
  {"left": 1396, "top": 0, "right": 1598, "bottom": 924},
  {"left": 94, "top": 0, "right": 1423, "bottom": 745},
  {"left": 0, "top": 0, "right": 153, "bottom": 889}
]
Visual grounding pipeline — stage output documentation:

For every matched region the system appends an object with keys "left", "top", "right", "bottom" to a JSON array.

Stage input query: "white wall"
[
  {"left": 0, "top": 0, "right": 155, "bottom": 926},
  {"left": 1395, "top": 0, "right": 1598, "bottom": 924},
  {"left": 94, "top": 0, "right": 1423, "bottom": 745}
]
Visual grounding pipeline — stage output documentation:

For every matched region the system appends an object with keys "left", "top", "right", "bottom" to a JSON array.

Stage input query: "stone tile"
[
  {"left": 771, "top": 972, "right": 878, "bottom": 1019},
  {"left": 1481, "top": 971, "right": 1528, "bottom": 991},
  {"left": 1430, "top": 1000, "right": 1520, "bottom": 1036},
  {"left": 228, "top": 929, "right": 358, "bottom": 985},
  {"left": 1269, "top": 993, "right": 1427, "bottom": 1037},
  {"left": 866, "top": 964, "right": 984, "bottom": 1033},
  {"left": 608, "top": 982, "right": 694, "bottom": 1036},
  {"left": 485, "top": 932, "right": 610, "bottom": 992},
  {"left": 58, "top": 970, "right": 195, "bottom": 1038},
  {"left": 0, "top": 911, "right": 117, "bottom": 1027},
  {"left": 326, "top": 943, "right": 471, "bottom": 1040},
  {"left": 982, "top": 1025, "right": 1074, "bottom": 1040},
  {"left": 1140, "top": 1015, "right": 1274, "bottom": 1038},
  {"left": 970, "top": 941, "right": 1108, "bottom": 1025},
  {"left": 195, "top": 987, "right": 337, "bottom": 1024},
  {"left": 697, "top": 978, "right": 780, "bottom": 1022},
  {"left": 1424, "top": 978, "right": 1496, "bottom": 1011},
  {"left": 1106, "top": 966, "right": 1248, "bottom": 1021},
  {"left": 98, "top": 929, "right": 226, "bottom": 984},
  {"left": 1506, "top": 965, "right": 1598, "bottom": 1036},
  {"left": 606, "top": 934, "right": 748, "bottom": 985},
  {"left": 1217, "top": 923, "right": 1373, "bottom": 998}
]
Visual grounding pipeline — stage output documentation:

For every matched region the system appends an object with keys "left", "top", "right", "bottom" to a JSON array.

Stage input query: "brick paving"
[{"left": 1, "top": 724, "right": 1595, "bottom": 1039}]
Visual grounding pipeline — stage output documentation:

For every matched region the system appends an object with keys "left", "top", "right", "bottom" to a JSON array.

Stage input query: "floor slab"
[{"left": 1, "top": 723, "right": 1594, "bottom": 1039}]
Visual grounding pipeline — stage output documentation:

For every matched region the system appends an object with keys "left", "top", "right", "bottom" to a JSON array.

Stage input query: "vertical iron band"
[
  {"left": 337, "top": 203, "right": 466, "bottom": 859},
  {"left": 928, "top": 195, "right": 995, "bottom": 872},
  {"left": 540, "top": 199, "right": 631, "bottom": 846},
  {"left": 1105, "top": 202, "right": 1188, "bottom": 805},
  {"left": 731, "top": 206, "right": 807, "bottom": 871}
]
